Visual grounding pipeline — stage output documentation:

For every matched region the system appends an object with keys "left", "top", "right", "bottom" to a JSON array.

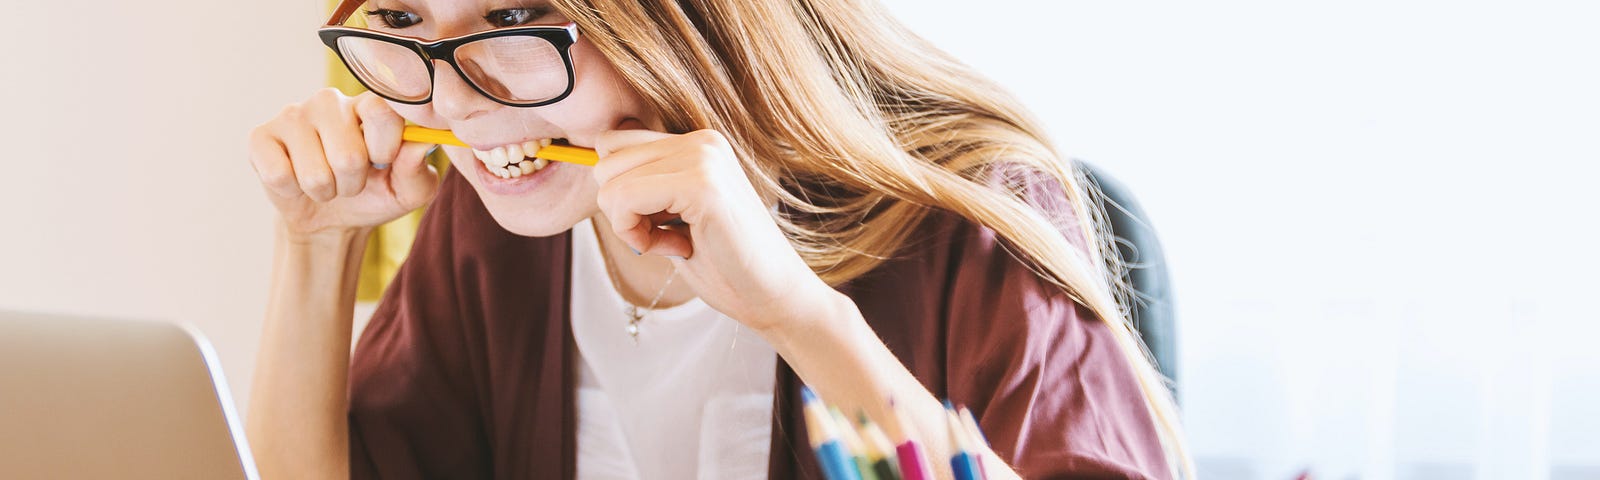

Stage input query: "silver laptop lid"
[{"left": 0, "top": 310, "right": 259, "bottom": 480}]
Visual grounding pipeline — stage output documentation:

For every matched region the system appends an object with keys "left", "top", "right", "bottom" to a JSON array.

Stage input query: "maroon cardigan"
[{"left": 347, "top": 167, "right": 1171, "bottom": 479}]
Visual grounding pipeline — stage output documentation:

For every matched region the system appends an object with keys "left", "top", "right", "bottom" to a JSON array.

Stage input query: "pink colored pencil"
[{"left": 888, "top": 399, "right": 932, "bottom": 480}]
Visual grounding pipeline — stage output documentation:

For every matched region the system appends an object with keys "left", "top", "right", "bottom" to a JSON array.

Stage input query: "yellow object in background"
[{"left": 327, "top": 0, "right": 450, "bottom": 302}]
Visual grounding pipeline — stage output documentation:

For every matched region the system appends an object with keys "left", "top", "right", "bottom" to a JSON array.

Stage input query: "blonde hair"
[{"left": 552, "top": 0, "right": 1194, "bottom": 475}]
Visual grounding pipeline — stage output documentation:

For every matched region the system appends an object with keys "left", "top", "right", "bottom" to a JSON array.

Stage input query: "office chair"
[{"left": 1077, "top": 161, "right": 1178, "bottom": 399}]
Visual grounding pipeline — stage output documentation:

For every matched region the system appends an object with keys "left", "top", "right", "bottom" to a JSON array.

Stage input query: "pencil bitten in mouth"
[{"left": 472, "top": 138, "right": 568, "bottom": 179}]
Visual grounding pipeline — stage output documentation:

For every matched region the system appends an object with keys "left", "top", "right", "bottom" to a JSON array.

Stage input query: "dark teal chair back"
[{"left": 1078, "top": 161, "right": 1178, "bottom": 399}]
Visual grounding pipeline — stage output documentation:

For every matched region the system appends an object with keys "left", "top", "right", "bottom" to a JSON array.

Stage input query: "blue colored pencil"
[
  {"left": 945, "top": 402, "right": 983, "bottom": 480},
  {"left": 803, "top": 387, "right": 863, "bottom": 480},
  {"left": 957, "top": 407, "right": 990, "bottom": 479}
]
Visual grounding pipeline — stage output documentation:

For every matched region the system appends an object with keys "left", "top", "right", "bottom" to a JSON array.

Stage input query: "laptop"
[{"left": 0, "top": 310, "right": 260, "bottom": 479}]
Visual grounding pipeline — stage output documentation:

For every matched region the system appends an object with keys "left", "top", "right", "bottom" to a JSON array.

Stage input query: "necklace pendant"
[{"left": 623, "top": 305, "right": 642, "bottom": 342}]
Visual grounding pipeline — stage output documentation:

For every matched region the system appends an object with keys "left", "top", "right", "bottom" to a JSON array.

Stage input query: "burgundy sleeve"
[{"left": 941, "top": 177, "right": 1173, "bottom": 479}]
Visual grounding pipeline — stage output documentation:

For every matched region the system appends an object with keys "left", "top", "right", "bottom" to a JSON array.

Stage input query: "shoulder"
[{"left": 846, "top": 167, "right": 1174, "bottom": 478}]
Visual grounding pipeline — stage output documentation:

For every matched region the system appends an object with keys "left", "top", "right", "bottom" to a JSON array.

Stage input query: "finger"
[
  {"left": 247, "top": 127, "right": 304, "bottom": 200},
  {"left": 594, "top": 128, "right": 670, "bottom": 157},
  {"left": 591, "top": 138, "right": 718, "bottom": 190},
  {"left": 355, "top": 92, "right": 403, "bottom": 168},
  {"left": 389, "top": 142, "right": 441, "bottom": 210},
  {"left": 276, "top": 118, "right": 337, "bottom": 202},
  {"left": 308, "top": 97, "right": 370, "bottom": 198},
  {"left": 612, "top": 211, "right": 695, "bottom": 258},
  {"left": 598, "top": 171, "right": 697, "bottom": 253},
  {"left": 642, "top": 221, "right": 694, "bottom": 258},
  {"left": 592, "top": 129, "right": 674, "bottom": 177}
]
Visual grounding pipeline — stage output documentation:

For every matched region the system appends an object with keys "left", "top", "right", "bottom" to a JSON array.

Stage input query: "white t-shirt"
[{"left": 569, "top": 218, "right": 777, "bottom": 479}]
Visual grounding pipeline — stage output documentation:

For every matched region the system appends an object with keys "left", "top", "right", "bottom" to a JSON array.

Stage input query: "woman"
[{"left": 245, "top": 0, "right": 1192, "bottom": 478}]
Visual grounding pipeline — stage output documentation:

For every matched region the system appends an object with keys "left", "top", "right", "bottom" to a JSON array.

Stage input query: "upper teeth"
[{"left": 473, "top": 139, "right": 556, "bottom": 179}]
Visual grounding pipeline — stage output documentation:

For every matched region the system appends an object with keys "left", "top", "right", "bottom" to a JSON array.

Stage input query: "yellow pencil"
[{"left": 401, "top": 125, "right": 599, "bottom": 166}]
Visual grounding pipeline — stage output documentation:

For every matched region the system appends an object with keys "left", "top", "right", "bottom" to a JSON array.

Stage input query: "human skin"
[{"left": 244, "top": 2, "right": 1016, "bottom": 478}]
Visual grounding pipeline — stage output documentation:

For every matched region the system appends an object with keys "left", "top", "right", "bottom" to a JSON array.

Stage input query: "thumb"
[{"left": 390, "top": 142, "right": 441, "bottom": 209}]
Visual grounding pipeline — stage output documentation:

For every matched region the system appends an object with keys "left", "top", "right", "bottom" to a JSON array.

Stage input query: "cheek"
[
  {"left": 390, "top": 102, "right": 446, "bottom": 129},
  {"left": 538, "top": 40, "right": 651, "bottom": 128}
]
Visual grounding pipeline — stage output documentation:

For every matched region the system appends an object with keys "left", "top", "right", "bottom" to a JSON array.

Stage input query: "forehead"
[
  {"left": 366, "top": 0, "right": 549, "bottom": 12},
  {"left": 330, "top": 0, "right": 555, "bottom": 28}
]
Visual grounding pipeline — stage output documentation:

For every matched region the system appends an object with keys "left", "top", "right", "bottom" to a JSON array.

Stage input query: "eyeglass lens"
[{"left": 336, "top": 34, "right": 568, "bottom": 104}]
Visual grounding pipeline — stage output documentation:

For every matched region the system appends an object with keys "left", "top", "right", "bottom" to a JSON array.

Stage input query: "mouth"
[{"left": 471, "top": 138, "right": 576, "bottom": 179}]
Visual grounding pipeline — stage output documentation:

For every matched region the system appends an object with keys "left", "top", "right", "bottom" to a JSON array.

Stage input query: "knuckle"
[
  {"left": 299, "top": 173, "right": 333, "bottom": 194},
  {"left": 248, "top": 125, "right": 272, "bottom": 144},
  {"left": 312, "top": 86, "right": 345, "bottom": 102},
  {"left": 687, "top": 129, "right": 722, "bottom": 145},
  {"left": 333, "top": 150, "right": 366, "bottom": 169},
  {"left": 261, "top": 169, "right": 295, "bottom": 189},
  {"left": 278, "top": 103, "right": 306, "bottom": 123},
  {"left": 694, "top": 141, "right": 721, "bottom": 160},
  {"left": 332, "top": 160, "right": 365, "bottom": 177}
]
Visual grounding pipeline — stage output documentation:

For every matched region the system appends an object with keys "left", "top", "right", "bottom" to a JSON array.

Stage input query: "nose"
[{"left": 428, "top": 59, "right": 497, "bottom": 121}]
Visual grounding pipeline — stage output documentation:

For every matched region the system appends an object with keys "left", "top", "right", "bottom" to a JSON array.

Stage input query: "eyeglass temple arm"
[{"left": 326, "top": 0, "right": 364, "bottom": 27}]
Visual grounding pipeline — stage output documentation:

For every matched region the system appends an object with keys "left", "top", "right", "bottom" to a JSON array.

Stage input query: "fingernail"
[
  {"left": 372, "top": 163, "right": 391, "bottom": 170},
  {"left": 666, "top": 255, "right": 684, "bottom": 261}
]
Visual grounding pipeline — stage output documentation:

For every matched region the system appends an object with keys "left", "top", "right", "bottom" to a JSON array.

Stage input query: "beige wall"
[
  {"left": 3, "top": 1, "right": 1596, "bottom": 476},
  {"left": 0, "top": 1, "right": 324, "bottom": 413}
]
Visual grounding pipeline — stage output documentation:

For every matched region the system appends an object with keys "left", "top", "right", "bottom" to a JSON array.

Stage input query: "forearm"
[
  {"left": 764, "top": 291, "right": 1020, "bottom": 480},
  {"left": 246, "top": 223, "right": 370, "bottom": 480}
]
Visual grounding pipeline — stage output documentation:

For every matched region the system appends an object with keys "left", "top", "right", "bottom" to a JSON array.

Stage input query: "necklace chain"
[{"left": 595, "top": 225, "right": 678, "bottom": 343}]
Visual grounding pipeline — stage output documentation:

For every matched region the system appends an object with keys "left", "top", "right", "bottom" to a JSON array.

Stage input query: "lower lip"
[{"left": 473, "top": 157, "right": 565, "bottom": 196}]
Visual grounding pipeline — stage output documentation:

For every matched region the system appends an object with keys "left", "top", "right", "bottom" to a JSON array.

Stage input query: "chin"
[
  {"left": 474, "top": 192, "right": 596, "bottom": 238},
  {"left": 493, "top": 211, "right": 587, "bottom": 237}
]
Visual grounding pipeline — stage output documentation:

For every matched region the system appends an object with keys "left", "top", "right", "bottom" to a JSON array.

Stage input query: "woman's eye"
[
  {"left": 363, "top": 9, "right": 422, "bottom": 29},
  {"left": 485, "top": 8, "right": 541, "bottom": 28}
]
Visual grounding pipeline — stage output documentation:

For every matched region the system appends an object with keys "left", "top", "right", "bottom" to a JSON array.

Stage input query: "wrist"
[
  {"left": 276, "top": 220, "right": 373, "bottom": 250},
  {"left": 760, "top": 285, "right": 860, "bottom": 350}
]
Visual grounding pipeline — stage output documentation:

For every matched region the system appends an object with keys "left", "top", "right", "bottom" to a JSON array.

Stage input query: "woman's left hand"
[{"left": 592, "top": 126, "right": 840, "bottom": 335}]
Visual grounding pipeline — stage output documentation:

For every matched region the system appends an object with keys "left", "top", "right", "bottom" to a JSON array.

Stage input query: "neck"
[{"left": 588, "top": 213, "right": 697, "bottom": 308}]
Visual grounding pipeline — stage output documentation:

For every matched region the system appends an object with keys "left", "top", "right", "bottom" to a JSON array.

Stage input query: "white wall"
[
  {"left": 878, "top": 0, "right": 1600, "bottom": 478},
  {"left": 0, "top": 1, "right": 324, "bottom": 413},
  {"left": 2, "top": 1, "right": 1596, "bottom": 479}
]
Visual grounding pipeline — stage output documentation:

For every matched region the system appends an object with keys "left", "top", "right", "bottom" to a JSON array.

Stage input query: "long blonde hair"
[{"left": 552, "top": 0, "right": 1194, "bottom": 475}]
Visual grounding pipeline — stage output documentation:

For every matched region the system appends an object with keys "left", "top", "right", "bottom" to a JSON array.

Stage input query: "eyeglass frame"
[{"left": 317, "top": 0, "right": 580, "bottom": 108}]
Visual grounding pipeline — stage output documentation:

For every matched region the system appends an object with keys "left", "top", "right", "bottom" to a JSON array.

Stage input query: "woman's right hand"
[{"left": 249, "top": 88, "right": 441, "bottom": 237}]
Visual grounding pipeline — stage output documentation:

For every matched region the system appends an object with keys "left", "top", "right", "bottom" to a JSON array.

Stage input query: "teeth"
[
  {"left": 473, "top": 139, "right": 563, "bottom": 179},
  {"left": 504, "top": 143, "right": 524, "bottom": 165}
]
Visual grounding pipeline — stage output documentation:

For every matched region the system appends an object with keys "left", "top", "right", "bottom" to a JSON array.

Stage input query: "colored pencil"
[
  {"left": 957, "top": 407, "right": 989, "bottom": 480},
  {"left": 857, "top": 412, "right": 902, "bottom": 480},
  {"left": 888, "top": 399, "right": 932, "bottom": 480},
  {"left": 945, "top": 402, "right": 983, "bottom": 480},
  {"left": 830, "top": 407, "right": 877, "bottom": 480},
  {"left": 802, "top": 388, "right": 862, "bottom": 480}
]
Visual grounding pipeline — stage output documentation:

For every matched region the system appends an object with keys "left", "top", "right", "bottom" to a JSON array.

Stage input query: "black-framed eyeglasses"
[{"left": 318, "top": 0, "right": 579, "bottom": 108}]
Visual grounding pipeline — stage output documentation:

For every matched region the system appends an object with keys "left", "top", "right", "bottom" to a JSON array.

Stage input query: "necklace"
[{"left": 594, "top": 227, "right": 678, "bottom": 343}]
